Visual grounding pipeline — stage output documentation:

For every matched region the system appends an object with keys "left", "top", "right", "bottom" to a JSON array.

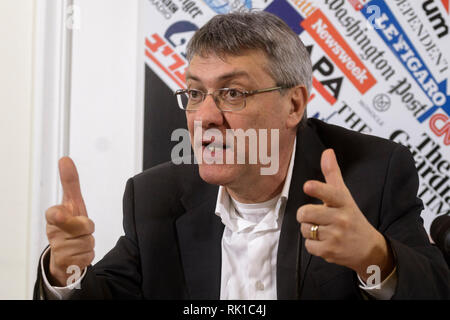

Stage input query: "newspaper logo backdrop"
[{"left": 142, "top": 0, "right": 450, "bottom": 232}]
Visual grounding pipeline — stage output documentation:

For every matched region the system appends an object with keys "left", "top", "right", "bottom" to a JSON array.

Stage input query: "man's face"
[{"left": 185, "top": 50, "right": 297, "bottom": 189}]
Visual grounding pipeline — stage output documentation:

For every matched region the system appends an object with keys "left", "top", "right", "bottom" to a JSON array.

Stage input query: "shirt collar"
[{"left": 215, "top": 138, "right": 297, "bottom": 232}]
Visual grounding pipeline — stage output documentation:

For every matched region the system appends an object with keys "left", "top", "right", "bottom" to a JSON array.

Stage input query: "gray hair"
[{"left": 186, "top": 11, "right": 312, "bottom": 99}]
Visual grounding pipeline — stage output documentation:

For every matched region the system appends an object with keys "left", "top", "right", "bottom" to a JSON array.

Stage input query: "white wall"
[
  {"left": 0, "top": 0, "right": 142, "bottom": 299},
  {"left": 0, "top": 0, "right": 35, "bottom": 299},
  {"left": 69, "top": 0, "right": 141, "bottom": 266}
]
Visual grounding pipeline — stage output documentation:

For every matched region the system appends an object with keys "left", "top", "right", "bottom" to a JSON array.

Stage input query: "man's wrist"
[
  {"left": 40, "top": 247, "right": 87, "bottom": 300},
  {"left": 356, "top": 231, "right": 395, "bottom": 283}
]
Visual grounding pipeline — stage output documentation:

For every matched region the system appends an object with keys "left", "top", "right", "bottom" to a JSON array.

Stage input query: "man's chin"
[{"left": 197, "top": 163, "right": 238, "bottom": 186}]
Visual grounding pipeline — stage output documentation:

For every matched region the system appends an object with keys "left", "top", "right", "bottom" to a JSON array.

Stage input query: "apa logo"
[
  {"left": 429, "top": 113, "right": 450, "bottom": 145},
  {"left": 145, "top": 21, "right": 198, "bottom": 89},
  {"left": 306, "top": 44, "right": 344, "bottom": 106}
]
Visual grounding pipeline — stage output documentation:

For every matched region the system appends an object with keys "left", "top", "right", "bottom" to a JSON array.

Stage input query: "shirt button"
[{"left": 255, "top": 281, "right": 265, "bottom": 291}]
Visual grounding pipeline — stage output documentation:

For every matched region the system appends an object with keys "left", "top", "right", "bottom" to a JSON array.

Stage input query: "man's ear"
[{"left": 286, "top": 85, "right": 308, "bottom": 129}]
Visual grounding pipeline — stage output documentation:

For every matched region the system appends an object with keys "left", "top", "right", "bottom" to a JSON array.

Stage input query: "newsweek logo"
[
  {"left": 144, "top": 21, "right": 198, "bottom": 89},
  {"left": 301, "top": 9, "right": 377, "bottom": 95}
]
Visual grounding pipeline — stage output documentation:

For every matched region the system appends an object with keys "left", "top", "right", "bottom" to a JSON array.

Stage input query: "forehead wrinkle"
[{"left": 186, "top": 70, "right": 256, "bottom": 88}]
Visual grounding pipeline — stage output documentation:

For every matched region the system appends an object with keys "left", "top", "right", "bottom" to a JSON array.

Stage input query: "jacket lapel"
[
  {"left": 277, "top": 122, "right": 325, "bottom": 299},
  {"left": 175, "top": 183, "right": 224, "bottom": 299}
]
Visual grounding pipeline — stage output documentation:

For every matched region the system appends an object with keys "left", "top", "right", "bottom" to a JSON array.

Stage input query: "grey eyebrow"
[{"left": 185, "top": 71, "right": 251, "bottom": 83}]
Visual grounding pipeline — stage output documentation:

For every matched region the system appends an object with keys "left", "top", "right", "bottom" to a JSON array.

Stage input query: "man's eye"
[
  {"left": 225, "top": 89, "right": 243, "bottom": 99},
  {"left": 189, "top": 90, "right": 201, "bottom": 99}
]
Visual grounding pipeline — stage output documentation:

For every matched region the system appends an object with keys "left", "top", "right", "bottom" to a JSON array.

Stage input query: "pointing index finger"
[
  {"left": 303, "top": 180, "right": 346, "bottom": 207},
  {"left": 59, "top": 157, "right": 87, "bottom": 216}
]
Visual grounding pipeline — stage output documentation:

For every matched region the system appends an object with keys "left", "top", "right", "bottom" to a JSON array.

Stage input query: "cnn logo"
[{"left": 429, "top": 114, "right": 450, "bottom": 146}]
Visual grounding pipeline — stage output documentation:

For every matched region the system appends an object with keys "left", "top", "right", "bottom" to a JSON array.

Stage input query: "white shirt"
[
  {"left": 42, "top": 139, "right": 397, "bottom": 299},
  {"left": 215, "top": 140, "right": 295, "bottom": 299}
]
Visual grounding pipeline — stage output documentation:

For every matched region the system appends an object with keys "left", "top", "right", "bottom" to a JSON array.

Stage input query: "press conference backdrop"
[{"left": 142, "top": 0, "right": 450, "bottom": 233}]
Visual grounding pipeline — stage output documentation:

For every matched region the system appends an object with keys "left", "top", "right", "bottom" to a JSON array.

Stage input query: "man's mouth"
[{"left": 202, "top": 140, "right": 230, "bottom": 153}]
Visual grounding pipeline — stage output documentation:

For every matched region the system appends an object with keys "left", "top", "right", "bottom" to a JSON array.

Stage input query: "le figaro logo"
[{"left": 360, "top": 0, "right": 450, "bottom": 145}]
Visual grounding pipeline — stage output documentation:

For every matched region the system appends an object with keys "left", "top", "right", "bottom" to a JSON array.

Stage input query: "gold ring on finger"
[{"left": 310, "top": 224, "right": 319, "bottom": 240}]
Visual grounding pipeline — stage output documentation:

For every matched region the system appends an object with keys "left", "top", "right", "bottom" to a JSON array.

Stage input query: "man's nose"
[{"left": 194, "top": 94, "right": 224, "bottom": 127}]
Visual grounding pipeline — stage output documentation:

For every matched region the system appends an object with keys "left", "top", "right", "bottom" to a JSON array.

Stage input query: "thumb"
[
  {"left": 321, "top": 149, "right": 345, "bottom": 187},
  {"left": 59, "top": 157, "right": 87, "bottom": 216}
]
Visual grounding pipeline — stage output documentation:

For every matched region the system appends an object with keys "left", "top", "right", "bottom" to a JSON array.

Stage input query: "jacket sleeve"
[
  {"left": 378, "top": 144, "right": 449, "bottom": 299},
  {"left": 34, "top": 178, "right": 143, "bottom": 300}
]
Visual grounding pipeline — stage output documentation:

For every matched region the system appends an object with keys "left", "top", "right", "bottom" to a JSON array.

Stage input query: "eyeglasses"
[{"left": 174, "top": 86, "right": 287, "bottom": 111}]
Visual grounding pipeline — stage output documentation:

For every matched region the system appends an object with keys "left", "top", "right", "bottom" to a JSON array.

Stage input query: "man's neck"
[{"left": 225, "top": 137, "right": 296, "bottom": 204}]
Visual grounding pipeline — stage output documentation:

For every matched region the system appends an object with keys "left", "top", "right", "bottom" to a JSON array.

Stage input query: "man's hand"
[
  {"left": 45, "top": 157, "right": 95, "bottom": 287},
  {"left": 296, "top": 149, "right": 394, "bottom": 283}
]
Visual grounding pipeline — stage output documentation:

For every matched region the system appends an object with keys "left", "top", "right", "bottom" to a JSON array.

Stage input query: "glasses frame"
[{"left": 174, "top": 86, "right": 288, "bottom": 111}]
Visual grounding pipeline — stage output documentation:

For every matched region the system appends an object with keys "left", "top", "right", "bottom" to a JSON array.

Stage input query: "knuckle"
[
  {"left": 87, "top": 235, "right": 95, "bottom": 250},
  {"left": 51, "top": 241, "right": 63, "bottom": 253},
  {"left": 88, "top": 250, "right": 95, "bottom": 263},
  {"left": 337, "top": 215, "right": 350, "bottom": 229},
  {"left": 300, "top": 205, "right": 314, "bottom": 222},
  {"left": 296, "top": 207, "right": 303, "bottom": 222},
  {"left": 302, "top": 207, "right": 309, "bottom": 222},
  {"left": 88, "top": 219, "right": 95, "bottom": 233},
  {"left": 333, "top": 231, "right": 343, "bottom": 246},
  {"left": 45, "top": 206, "right": 59, "bottom": 223},
  {"left": 46, "top": 225, "right": 59, "bottom": 240},
  {"left": 80, "top": 251, "right": 95, "bottom": 267},
  {"left": 80, "top": 217, "right": 95, "bottom": 233},
  {"left": 301, "top": 224, "right": 309, "bottom": 238}
]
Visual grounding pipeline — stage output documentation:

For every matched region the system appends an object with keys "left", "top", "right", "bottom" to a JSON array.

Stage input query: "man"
[{"left": 34, "top": 11, "right": 449, "bottom": 300}]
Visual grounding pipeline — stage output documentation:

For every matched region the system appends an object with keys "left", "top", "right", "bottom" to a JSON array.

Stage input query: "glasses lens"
[
  {"left": 186, "top": 90, "right": 204, "bottom": 110},
  {"left": 218, "top": 89, "right": 245, "bottom": 111}
]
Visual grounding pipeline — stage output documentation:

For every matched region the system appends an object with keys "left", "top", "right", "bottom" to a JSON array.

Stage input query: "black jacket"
[{"left": 34, "top": 118, "right": 450, "bottom": 299}]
